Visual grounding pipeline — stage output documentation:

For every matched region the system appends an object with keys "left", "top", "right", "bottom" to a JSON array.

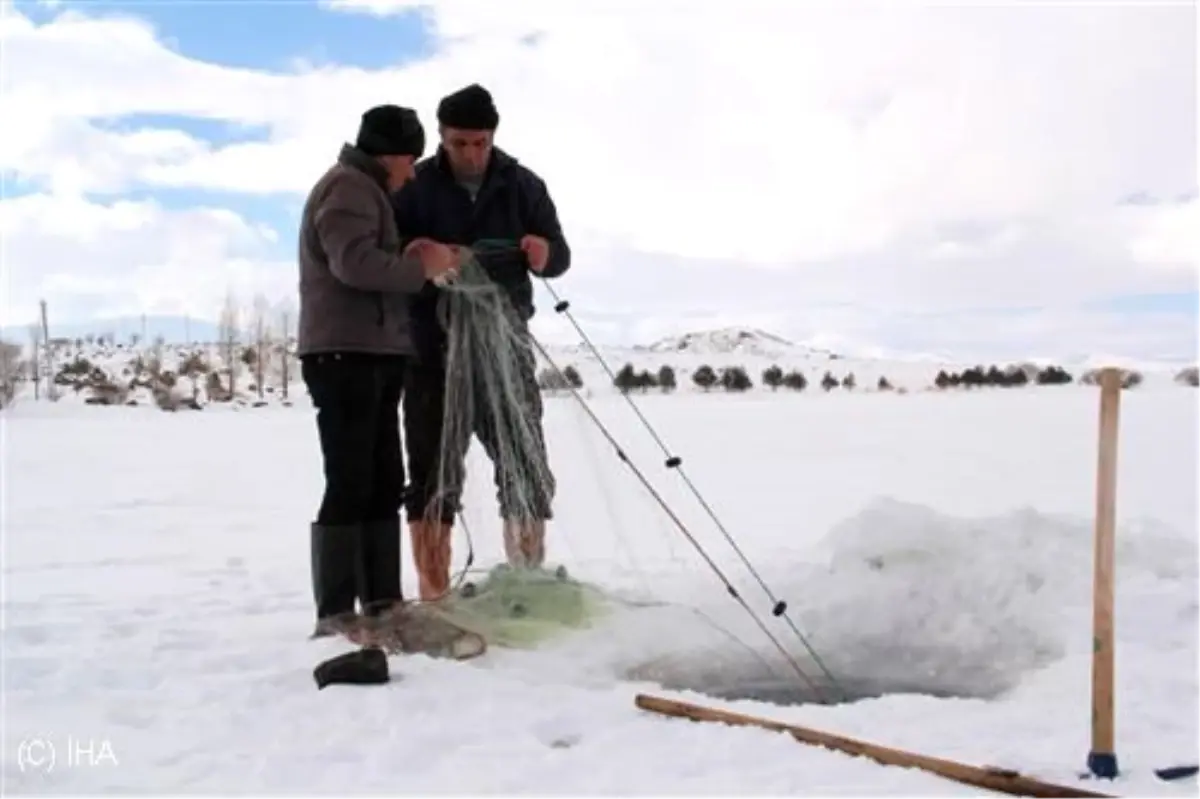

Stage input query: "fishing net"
[
  {"left": 400, "top": 243, "right": 848, "bottom": 702},
  {"left": 427, "top": 240, "right": 556, "bottom": 529},
  {"left": 422, "top": 564, "right": 613, "bottom": 649},
  {"left": 418, "top": 240, "right": 608, "bottom": 648}
]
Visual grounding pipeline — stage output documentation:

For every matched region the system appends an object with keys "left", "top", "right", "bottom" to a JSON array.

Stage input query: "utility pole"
[
  {"left": 28, "top": 323, "right": 40, "bottom": 400},
  {"left": 280, "top": 308, "right": 290, "bottom": 400},
  {"left": 39, "top": 299, "right": 57, "bottom": 401}
]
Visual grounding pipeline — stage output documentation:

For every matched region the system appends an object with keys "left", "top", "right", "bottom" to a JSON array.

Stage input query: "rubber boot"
[
  {"left": 409, "top": 519, "right": 452, "bottom": 602},
  {"left": 361, "top": 517, "right": 403, "bottom": 616},
  {"left": 310, "top": 522, "right": 365, "bottom": 638},
  {"left": 503, "top": 519, "right": 546, "bottom": 569}
]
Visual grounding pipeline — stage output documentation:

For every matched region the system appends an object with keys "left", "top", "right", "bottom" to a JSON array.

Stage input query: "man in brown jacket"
[{"left": 297, "top": 103, "right": 458, "bottom": 637}]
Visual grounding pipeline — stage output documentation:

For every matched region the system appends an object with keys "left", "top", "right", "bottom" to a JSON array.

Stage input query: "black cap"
[
  {"left": 436, "top": 84, "right": 499, "bottom": 130},
  {"left": 356, "top": 105, "right": 425, "bottom": 157}
]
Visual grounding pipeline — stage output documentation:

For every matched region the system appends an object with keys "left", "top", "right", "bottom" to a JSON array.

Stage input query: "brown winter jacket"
[{"left": 296, "top": 144, "right": 427, "bottom": 357}]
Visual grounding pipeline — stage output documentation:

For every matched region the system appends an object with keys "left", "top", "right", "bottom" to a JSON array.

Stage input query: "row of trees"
[
  {"left": 567, "top": 363, "right": 891, "bottom": 394},
  {"left": 52, "top": 342, "right": 283, "bottom": 410},
  {"left": 935, "top": 364, "right": 1059, "bottom": 389},
  {"left": 932, "top": 363, "right": 1147, "bottom": 390},
  {"left": 536, "top": 365, "right": 583, "bottom": 390},
  {"left": 540, "top": 361, "right": 1197, "bottom": 395},
  {"left": 0, "top": 340, "right": 23, "bottom": 408},
  {"left": 214, "top": 292, "right": 295, "bottom": 401},
  {"left": 10, "top": 292, "right": 300, "bottom": 409}
]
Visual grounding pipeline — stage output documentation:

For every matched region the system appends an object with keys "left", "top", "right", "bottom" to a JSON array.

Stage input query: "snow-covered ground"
[{"left": 3, "top": 383, "right": 1197, "bottom": 795}]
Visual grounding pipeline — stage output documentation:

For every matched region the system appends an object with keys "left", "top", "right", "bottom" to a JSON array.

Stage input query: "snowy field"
[{"left": 3, "top": 385, "right": 1197, "bottom": 795}]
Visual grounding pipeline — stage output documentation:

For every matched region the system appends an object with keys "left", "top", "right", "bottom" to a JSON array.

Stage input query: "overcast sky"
[{"left": 1, "top": 0, "right": 1195, "bottom": 361}]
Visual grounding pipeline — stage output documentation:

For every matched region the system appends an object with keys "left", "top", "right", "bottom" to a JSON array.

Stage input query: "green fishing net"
[
  {"left": 416, "top": 241, "right": 613, "bottom": 651},
  {"left": 422, "top": 564, "right": 612, "bottom": 649}
]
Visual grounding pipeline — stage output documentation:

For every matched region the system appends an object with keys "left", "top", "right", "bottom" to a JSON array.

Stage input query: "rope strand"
[
  {"left": 531, "top": 257, "right": 846, "bottom": 701},
  {"left": 436, "top": 240, "right": 842, "bottom": 702},
  {"left": 527, "top": 335, "right": 826, "bottom": 699}
]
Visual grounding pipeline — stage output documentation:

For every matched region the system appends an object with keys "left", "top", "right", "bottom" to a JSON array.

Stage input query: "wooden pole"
[
  {"left": 39, "top": 299, "right": 56, "bottom": 401},
  {"left": 1087, "top": 367, "right": 1121, "bottom": 778},
  {"left": 28, "top": 324, "right": 40, "bottom": 400},
  {"left": 635, "top": 694, "right": 1113, "bottom": 798}
]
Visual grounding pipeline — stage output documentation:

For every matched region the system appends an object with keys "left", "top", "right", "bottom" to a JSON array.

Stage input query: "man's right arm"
[{"left": 313, "top": 178, "right": 427, "bottom": 294}]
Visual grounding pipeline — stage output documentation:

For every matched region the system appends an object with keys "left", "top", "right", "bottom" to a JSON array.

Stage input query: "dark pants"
[
  {"left": 403, "top": 331, "right": 554, "bottom": 525},
  {"left": 302, "top": 353, "right": 407, "bottom": 525}
]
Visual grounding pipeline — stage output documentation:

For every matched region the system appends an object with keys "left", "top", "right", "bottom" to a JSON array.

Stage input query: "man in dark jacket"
[
  {"left": 391, "top": 83, "right": 571, "bottom": 600},
  {"left": 297, "top": 103, "right": 459, "bottom": 636}
]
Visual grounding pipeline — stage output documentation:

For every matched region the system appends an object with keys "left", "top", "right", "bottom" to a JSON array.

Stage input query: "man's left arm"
[{"left": 522, "top": 172, "right": 571, "bottom": 279}]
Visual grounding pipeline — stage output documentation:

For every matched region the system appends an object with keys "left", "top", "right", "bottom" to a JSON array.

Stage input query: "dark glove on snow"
[{"left": 313, "top": 647, "right": 390, "bottom": 689}]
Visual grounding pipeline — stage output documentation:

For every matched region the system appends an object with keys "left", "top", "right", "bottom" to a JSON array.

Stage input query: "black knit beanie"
[
  {"left": 436, "top": 84, "right": 500, "bottom": 130},
  {"left": 356, "top": 105, "right": 426, "bottom": 157}
]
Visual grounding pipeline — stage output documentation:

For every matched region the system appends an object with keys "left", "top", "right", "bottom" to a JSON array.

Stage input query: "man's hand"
[
  {"left": 520, "top": 234, "right": 550, "bottom": 273},
  {"left": 404, "top": 238, "right": 460, "bottom": 282}
]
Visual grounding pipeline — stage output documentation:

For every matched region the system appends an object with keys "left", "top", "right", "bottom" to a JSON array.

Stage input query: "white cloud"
[
  {"left": 0, "top": 0, "right": 1195, "bottom": 357},
  {"left": 0, "top": 193, "right": 290, "bottom": 326},
  {"left": 1122, "top": 200, "right": 1200, "bottom": 267}
]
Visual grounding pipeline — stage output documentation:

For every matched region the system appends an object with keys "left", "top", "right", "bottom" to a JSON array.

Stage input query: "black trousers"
[
  {"left": 302, "top": 353, "right": 407, "bottom": 526},
  {"left": 403, "top": 332, "right": 554, "bottom": 525}
]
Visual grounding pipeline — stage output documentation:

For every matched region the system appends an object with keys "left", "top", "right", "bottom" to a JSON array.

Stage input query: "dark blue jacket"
[{"left": 392, "top": 146, "right": 571, "bottom": 362}]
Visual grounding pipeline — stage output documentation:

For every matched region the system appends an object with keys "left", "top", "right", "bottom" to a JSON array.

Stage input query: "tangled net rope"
[
  {"left": 414, "top": 240, "right": 599, "bottom": 647},
  {"left": 426, "top": 240, "right": 557, "bottom": 529},
  {"left": 418, "top": 242, "right": 843, "bottom": 701}
]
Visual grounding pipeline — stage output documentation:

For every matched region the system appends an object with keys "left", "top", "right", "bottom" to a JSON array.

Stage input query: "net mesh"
[
  {"left": 426, "top": 242, "right": 556, "bottom": 527},
  {"left": 424, "top": 565, "right": 611, "bottom": 649},
  {"left": 420, "top": 241, "right": 606, "bottom": 646},
  {"left": 398, "top": 245, "right": 840, "bottom": 695}
]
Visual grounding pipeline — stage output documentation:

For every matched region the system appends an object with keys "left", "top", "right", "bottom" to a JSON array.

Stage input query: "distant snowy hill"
[
  {"left": 642, "top": 327, "right": 820, "bottom": 359},
  {"left": 534, "top": 326, "right": 1191, "bottom": 397},
  {"left": 550, "top": 329, "right": 935, "bottom": 393}
]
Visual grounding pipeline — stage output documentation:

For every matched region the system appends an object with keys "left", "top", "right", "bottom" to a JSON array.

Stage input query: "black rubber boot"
[
  {"left": 310, "top": 522, "right": 365, "bottom": 637},
  {"left": 360, "top": 517, "right": 403, "bottom": 616}
]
